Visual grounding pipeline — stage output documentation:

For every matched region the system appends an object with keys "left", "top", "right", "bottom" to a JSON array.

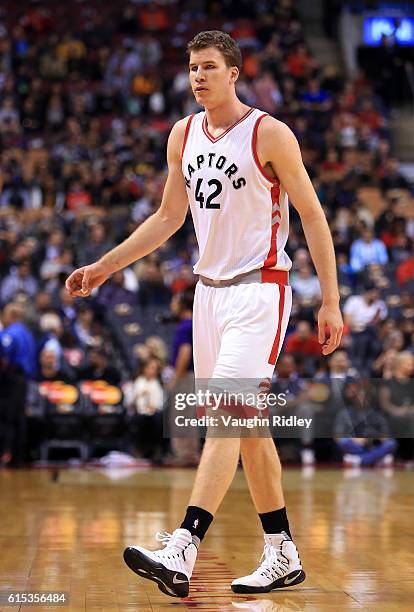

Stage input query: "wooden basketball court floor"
[{"left": 1, "top": 466, "right": 413, "bottom": 612}]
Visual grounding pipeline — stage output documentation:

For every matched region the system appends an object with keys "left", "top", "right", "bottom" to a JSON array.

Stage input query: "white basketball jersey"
[{"left": 181, "top": 107, "right": 291, "bottom": 280}]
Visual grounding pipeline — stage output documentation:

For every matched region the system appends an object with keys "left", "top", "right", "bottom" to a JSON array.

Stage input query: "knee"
[{"left": 241, "top": 437, "right": 282, "bottom": 470}]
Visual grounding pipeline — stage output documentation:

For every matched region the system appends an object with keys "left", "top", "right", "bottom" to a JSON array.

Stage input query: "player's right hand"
[{"left": 65, "top": 261, "right": 110, "bottom": 297}]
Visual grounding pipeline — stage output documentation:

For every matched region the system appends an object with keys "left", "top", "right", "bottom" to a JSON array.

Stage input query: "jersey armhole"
[
  {"left": 252, "top": 113, "right": 279, "bottom": 184},
  {"left": 181, "top": 113, "right": 196, "bottom": 160}
]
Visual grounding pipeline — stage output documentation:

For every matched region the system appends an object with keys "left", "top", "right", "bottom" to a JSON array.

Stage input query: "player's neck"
[{"left": 204, "top": 97, "right": 251, "bottom": 132}]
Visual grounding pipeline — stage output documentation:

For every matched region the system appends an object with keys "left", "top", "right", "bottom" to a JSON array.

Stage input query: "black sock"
[
  {"left": 180, "top": 505, "right": 213, "bottom": 541},
  {"left": 259, "top": 507, "right": 291, "bottom": 538}
]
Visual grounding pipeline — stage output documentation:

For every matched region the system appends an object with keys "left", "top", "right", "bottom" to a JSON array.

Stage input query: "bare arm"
[
  {"left": 66, "top": 117, "right": 190, "bottom": 296},
  {"left": 257, "top": 117, "right": 343, "bottom": 355}
]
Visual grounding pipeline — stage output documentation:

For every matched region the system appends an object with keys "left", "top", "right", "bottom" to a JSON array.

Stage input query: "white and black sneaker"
[
  {"left": 231, "top": 532, "right": 305, "bottom": 594},
  {"left": 123, "top": 528, "right": 199, "bottom": 598}
]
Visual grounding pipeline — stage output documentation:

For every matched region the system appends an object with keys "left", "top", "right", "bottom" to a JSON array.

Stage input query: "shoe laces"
[
  {"left": 255, "top": 542, "right": 290, "bottom": 580},
  {"left": 155, "top": 530, "right": 192, "bottom": 558}
]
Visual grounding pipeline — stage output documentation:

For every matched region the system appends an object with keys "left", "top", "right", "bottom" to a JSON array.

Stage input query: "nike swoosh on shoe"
[
  {"left": 173, "top": 573, "right": 188, "bottom": 585},
  {"left": 284, "top": 571, "right": 301, "bottom": 585}
]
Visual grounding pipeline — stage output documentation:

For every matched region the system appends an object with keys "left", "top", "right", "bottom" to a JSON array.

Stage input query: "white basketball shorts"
[{"left": 193, "top": 279, "right": 292, "bottom": 380}]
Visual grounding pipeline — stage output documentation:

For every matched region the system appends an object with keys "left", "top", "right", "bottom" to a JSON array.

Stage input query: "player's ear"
[{"left": 230, "top": 67, "right": 239, "bottom": 85}]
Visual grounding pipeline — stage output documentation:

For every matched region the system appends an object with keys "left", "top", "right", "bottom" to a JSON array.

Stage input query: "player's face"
[{"left": 189, "top": 47, "right": 238, "bottom": 107}]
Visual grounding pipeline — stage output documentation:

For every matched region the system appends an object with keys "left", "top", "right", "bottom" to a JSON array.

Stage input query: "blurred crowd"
[{"left": 0, "top": 0, "right": 413, "bottom": 467}]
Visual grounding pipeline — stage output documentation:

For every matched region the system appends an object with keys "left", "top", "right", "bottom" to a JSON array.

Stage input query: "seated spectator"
[
  {"left": 285, "top": 320, "right": 321, "bottom": 358},
  {"left": 291, "top": 264, "right": 321, "bottom": 305},
  {"left": 334, "top": 379, "right": 397, "bottom": 467},
  {"left": 350, "top": 227, "right": 388, "bottom": 273},
  {"left": 135, "top": 255, "right": 171, "bottom": 305},
  {"left": 287, "top": 44, "right": 314, "bottom": 79},
  {"left": 77, "top": 347, "right": 121, "bottom": 386},
  {"left": 58, "top": 287, "right": 77, "bottom": 328},
  {"left": 170, "top": 264, "right": 196, "bottom": 295},
  {"left": 38, "top": 312, "right": 64, "bottom": 365},
  {"left": 379, "top": 351, "right": 414, "bottom": 463},
  {"left": 71, "top": 304, "right": 100, "bottom": 349},
  {"left": 65, "top": 180, "right": 92, "bottom": 212},
  {"left": 371, "top": 348, "right": 398, "bottom": 380},
  {"left": 36, "top": 348, "right": 72, "bottom": 383},
  {"left": 39, "top": 248, "right": 74, "bottom": 287},
  {"left": 325, "top": 350, "right": 357, "bottom": 380},
  {"left": 314, "top": 350, "right": 358, "bottom": 411},
  {"left": 271, "top": 354, "right": 309, "bottom": 462},
  {"left": 253, "top": 71, "right": 282, "bottom": 115},
  {"left": 0, "top": 303, "right": 37, "bottom": 379},
  {"left": 129, "top": 357, "right": 164, "bottom": 462},
  {"left": 0, "top": 259, "right": 38, "bottom": 305},
  {"left": 343, "top": 283, "right": 388, "bottom": 370},
  {"left": 79, "top": 223, "right": 113, "bottom": 267},
  {"left": 301, "top": 79, "right": 332, "bottom": 113},
  {"left": 380, "top": 158, "right": 410, "bottom": 193},
  {"left": 43, "top": 229, "right": 65, "bottom": 262},
  {"left": 396, "top": 247, "right": 414, "bottom": 286},
  {"left": 96, "top": 270, "right": 138, "bottom": 309}
]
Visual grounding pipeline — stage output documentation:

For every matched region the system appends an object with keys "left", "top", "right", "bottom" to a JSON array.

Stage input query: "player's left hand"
[{"left": 317, "top": 303, "right": 343, "bottom": 356}]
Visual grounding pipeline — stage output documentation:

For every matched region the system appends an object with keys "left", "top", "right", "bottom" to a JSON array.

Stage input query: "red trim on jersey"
[
  {"left": 202, "top": 107, "right": 254, "bottom": 143},
  {"left": 181, "top": 113, "right": 195, "bottom": 159},
  {"left": 262, "top": 182, "right": 281, "bottom": 270},
  {"left": 252, "top": 113, "right": 278, "bottom": 184},
  {"left": 260, "top": 269, "right": 289, "bottom": 285},
  {"left": 268, "top": 284, "right": 286, "bottom": 365}
]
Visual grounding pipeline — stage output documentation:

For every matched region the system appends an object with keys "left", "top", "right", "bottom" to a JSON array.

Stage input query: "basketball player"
[{"left": 66, "top": 31, "right": 343, "bottom": 597}]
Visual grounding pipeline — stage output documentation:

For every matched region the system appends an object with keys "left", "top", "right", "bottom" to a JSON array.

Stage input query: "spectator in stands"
[
  {"left": 135, "top": 255, "right": 171, "bottom": 305},
  {"left": 371, "top": 348, "right": 398, "bottom": 380},
  {"left": 349, "top": 227, "right": 388, "bottom": 273},
  {"left": 326, "top": 350, "right": 356, "bottom": 380},
  {"left": 36, "top": 348, "right": 72, "bottom": 383},
  {"left": 77, "top": 347, "right": 121, "bottom": 386},
  {"left": 316, "top": 349, "right": 358, "bottom": 410},
  {"left": 58, "top": 287, "right": 77, "bottom": 328},
  {"left": 291, "top": 264, "right": 321, "bottom": 305},
  {"left": 271, "top": 354, "right": 308, "bottom": 462},
  {"left": 379, "top": 351, "right": 414, "bottom": 463},
  {"left": 285, "top": 320, "right": 321, "bottom": 358},
  {"left": 80, "top": 223, "right": 113, "bottom": 266},
  {"left": 272, "top": 354, "right": 308, "bottom": 413},
  {"left": 380, "top": 158, "right": 410, "bottom": 193},
  {"left": 0, "top": 303, "right": 36, "bottom": 379},
  {"left": 169, "top": 289, "right": 199, "bottom": 466},
  {"left": 343, "top": 283, "right": 387, "bottom": 371},
  {"left": 38, "top": 312, "right": 64, "bottom": 366},
  {"left": 130, "top": 357, "right": 164, "bottom": 462},
  {"left": 39, "top": 248, "right": 74, "bottom": 291},
  {"left": 301, "top": 78, "right": 332, "bottom": 114},
  {"left": 96, "top": 270, "right": 138, "bottom": 308},
  {"left": 396, "top": 246, "right": 414, "bottom": 286},
  {"left": 334, "top": 379, "right": 397, "bottom": 467},
  {"left": 0, "top": 259, "right": 38, "bottom": 305},
  {"left": 71, "top": 304, "right": 99, "bottom": 349}
]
